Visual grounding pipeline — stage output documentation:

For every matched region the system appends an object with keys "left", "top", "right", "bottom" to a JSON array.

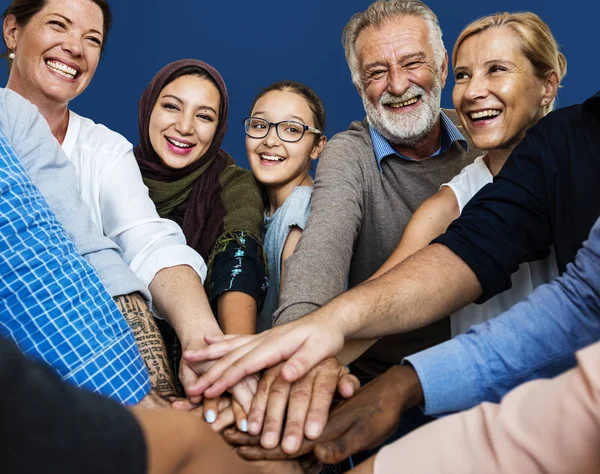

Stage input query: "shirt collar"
[{"left": 369, "top": 110, "right": 468, "bottom": 172}]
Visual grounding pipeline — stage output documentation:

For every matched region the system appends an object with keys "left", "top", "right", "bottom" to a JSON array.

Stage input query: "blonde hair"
[
  {"left": 452, "top": 12, "right": 567, "bottom": 113},
  {"left": 342, "top": 0, "right": 445, "bottom": 89}
]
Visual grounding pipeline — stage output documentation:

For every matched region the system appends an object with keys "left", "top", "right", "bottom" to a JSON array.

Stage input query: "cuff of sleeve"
[
  {"left": 63, "top": 330, "right": 151, "bottom": 405},
  {"left": 273, "top": 302, "right": 320, "bottom": 326},
  {"left": 403, "top": 338, "right": 482, "bottom": 416},
  {"left": 131, "top": 245, "right": 208, "bottom": 288}
]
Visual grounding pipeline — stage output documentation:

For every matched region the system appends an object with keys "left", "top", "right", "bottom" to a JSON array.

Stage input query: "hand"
[
  {"left": 137, "top": 389, "right": 176, "bottom": 410},
  {"left": 245, "top": 359, "right": 359, "bottom": 454},
  {"left": 183, "top": 317, "right": 346, "bottom": 399},
  {"left": 227, "top": 365, "right": 424, "bottom": 464}
]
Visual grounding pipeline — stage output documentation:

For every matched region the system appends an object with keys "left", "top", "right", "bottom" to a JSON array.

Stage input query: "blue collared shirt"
[
  {"left": 405, "top": 214, "right": 600, "bottom": 416},
  {"left": 369, "top": 111, "right": 468, "bottom": 172},
  {"left": 0, "top": 130, "right": 150, "bottom": 405}
]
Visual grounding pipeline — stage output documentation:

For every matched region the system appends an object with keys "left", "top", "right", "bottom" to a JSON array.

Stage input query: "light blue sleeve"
[
  {"left": 405, "top": 215, "right": 600, "bottom": 415},
  {"left": 0, "top": 88, "right": 149, "bottom": 301}
]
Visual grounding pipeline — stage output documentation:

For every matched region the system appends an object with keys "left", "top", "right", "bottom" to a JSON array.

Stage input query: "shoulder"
[
  {"left": 279, "top": 187, "right": 313, "bottom": 229},
  {"left": 0, "top": 89, "right": 44, "bottom": 140},
  {"left": 68, "top": 111, "right": 134, "bottom": 157},
  {"left": 321, "top": 119, "right": 372, "bottom": 159}
]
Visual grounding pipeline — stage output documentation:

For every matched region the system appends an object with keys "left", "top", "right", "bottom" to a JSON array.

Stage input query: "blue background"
[{"left": 1, "top": 0, "right": 595, "bottom": 169}]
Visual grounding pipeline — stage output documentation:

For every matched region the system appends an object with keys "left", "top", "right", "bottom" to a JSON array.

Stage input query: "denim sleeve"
[{"left": 406, "top": 215, "right": 600, "bottom": 415}]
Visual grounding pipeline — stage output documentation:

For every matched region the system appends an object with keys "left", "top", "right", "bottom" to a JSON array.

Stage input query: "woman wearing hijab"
[{"left": 134, "top": 60, "right": 267, "bottom": 423}]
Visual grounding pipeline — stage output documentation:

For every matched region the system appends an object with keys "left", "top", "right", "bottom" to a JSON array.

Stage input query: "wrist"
[{"left": 385, "top": 364, "right": 424, "bottom": 410}]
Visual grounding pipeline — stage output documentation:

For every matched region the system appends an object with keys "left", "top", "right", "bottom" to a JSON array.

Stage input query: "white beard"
[{"left": 363, "top": 77, "right": 442, "bottom": 146}]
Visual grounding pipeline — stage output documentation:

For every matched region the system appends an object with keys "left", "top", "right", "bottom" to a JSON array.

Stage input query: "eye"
[
  {"left": 85, "top": 36, "right": 102, "bottom": 47},
  {"left": 489, "top": 64, "right": 508, "bottom": 74},
  {"left": 196, "top": 113, "right": 214, "bottom": 122},
  {"left": 48, "top": 19, "right": 67, "bottom": 30},
  {"left": 455, "top": 71, "right": 469, "bottom": 81},
  {"left": 162, "top": 102, "right": 180, "bottom": 111},
  {"left": 252, "top": 122, "right": 267, "bottom": 130},
  {"left": 404, "top": 61, "right": 422, "bottom": 69}
]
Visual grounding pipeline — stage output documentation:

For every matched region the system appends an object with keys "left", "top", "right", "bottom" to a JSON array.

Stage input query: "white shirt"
[
  {"left": 442, "top": 156, "right": 559, "bottom": 336},
  {"left": 61, "top": 110, "right": 207, "bottom": 287}
]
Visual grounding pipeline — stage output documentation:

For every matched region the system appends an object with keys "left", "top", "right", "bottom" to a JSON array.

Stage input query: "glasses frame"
[{"left": 243, "top": 117, "right": 322, "bottom": 143}]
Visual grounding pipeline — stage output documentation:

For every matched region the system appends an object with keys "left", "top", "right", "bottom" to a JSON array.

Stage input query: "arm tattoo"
[{"left": 114, "top": 293, "right": 179, "bottom": 398}]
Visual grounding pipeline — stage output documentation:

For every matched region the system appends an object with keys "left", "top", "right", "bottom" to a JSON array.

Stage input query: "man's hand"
[
  {"left": 226, "top": 364, "right": 424, "bottom": 464},
  {"left": 183, "top": 317, "right": 346, "bottom": 399},
  {"left": 245, "top": 358, "right": 359, "bottom": 454}
]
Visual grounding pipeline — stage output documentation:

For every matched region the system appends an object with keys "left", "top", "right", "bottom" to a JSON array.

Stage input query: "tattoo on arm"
[{"left": 114, "top": 293, "right": 179, "bottom": 398}]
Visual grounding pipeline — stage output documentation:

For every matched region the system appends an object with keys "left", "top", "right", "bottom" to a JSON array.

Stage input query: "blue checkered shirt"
[
  {"left": 0, "top": 130, "right": 150, "bottom": 405},
  {"left": 369, "top": 110, "right": 468, "bottom": 172}
]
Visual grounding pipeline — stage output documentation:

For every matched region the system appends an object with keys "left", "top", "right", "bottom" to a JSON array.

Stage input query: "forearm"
[
  {"left": 336, "top": 338, "right": 378, "bottom": 366},
  {"left": 313, "top": 244, "right": 481, "bottom": 341},
  {"left": 114, "top": 293, "right": 178, "bottom": 398},
  {"left": 218, "top": 291, "right": 257, "bottom": 334},
  {"left": 149, "top": 265, "right": 221, "bottom": 349}
]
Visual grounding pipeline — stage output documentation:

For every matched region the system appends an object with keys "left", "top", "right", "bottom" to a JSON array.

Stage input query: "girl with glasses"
[{"left": 245, "top": 81, "right": 327, "bottom": 332}]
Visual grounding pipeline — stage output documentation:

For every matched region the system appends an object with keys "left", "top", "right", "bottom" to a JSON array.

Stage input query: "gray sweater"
[{"left": 274, "top": 112, "right": 479, "bottom": 381}]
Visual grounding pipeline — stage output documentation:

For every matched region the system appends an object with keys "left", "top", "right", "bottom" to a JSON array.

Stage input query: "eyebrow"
[
  {"left": 363, "top": 52, "right": 427, "bottom": 71},
  {"left": 483, "top": 59, "right": 516, "bottom": 68},
  {"left": 160, "top": 95, "right": 218, "bottom": 114},
  {"left": 49, "top": 13, "right": 103, "bottom": 37},
  {"left": 253, "top": 111, "right": 308, "bottom": 123}
]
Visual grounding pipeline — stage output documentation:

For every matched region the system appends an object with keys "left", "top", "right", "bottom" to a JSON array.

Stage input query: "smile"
[
  {"left": 45, "top": 60, "right": 79, "bottom": 79},
  {"left": 386, "top": 96, "right": 421, "bottom": 108},
  {"left": 469, "top": 109, "right": 502, "bottom": 121},
  {"left": 259, "top": 153, "right": 286, "bottom": 163},
  {"left": 165, "top": 136, "right": 195, "bottom": 148}
]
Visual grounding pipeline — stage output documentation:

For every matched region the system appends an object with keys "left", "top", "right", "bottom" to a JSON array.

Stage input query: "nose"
[
  {"left": 263, "top": 123, "right": 280, "bottom": 147},
  {"left": 175, "top": 113, "right": 194, "bottom": 135},
  {"left": 463, "top": 73, "right": 489, "bottom": 102},
  {"left": 387, "top": 66, "right": 410, "bottom": 97},
  {"left": 62, "top": 32, "right": 83, "bottom": 57}
]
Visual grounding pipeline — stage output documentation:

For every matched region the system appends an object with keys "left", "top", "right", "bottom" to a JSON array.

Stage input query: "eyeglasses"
[{"left": 243, "top": 117, "right": 322, "bottom": 143}]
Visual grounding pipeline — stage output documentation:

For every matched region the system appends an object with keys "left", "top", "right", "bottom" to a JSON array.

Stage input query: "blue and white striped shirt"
[
  {"left": 369, "top": 111, "right": 468, "bottom": 172},
  {"left": 0, "top": 130, "right": 150, "bottom": 405}
]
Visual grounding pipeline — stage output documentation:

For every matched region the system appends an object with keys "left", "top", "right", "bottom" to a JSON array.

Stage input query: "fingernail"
[
  {"left": 282, "top": 436, "right": 298, "bottom": 453},
  {"left": 263, "top": 433, "right": 277, "bottom": 448},
  {"left": 306, "top": 422, "right": 321, "bottom": 438},
  {"left": 205, "top": 410, "right": 216, "bottom": 423},
  {"left": 249, "top": 422, "right": 260, "bottom": 434},
  {"left": 240, "top": 419, "right": 248, "bottom": 432}
]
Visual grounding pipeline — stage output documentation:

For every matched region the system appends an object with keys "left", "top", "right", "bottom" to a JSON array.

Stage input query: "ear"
[
  {"left": 3, "top": 15, "right": 19, "bottom": 51},
  {"left": 541, "top": 70, "right": 559, "bottom": 109},
  {"left": 439, "top": 49, "right": 449, "bottom": 89},
  {"left": 310, "top": 135, "right": 327, "bottom": 160}
]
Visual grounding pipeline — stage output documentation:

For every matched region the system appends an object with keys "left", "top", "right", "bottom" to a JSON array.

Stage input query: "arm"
[
  {"left": 280, "top": 226, "right": 303, "bottom": 298},
  {"left": 406, "top": 214, "right": 600, "bottom": 415},
  {"left": 273, "top": 135, "right": 365, "bottom": 325},
  {"left": 375, "top": 341, "right": 600, "bottom": 474},
  {"left": 338, "top": 186, "right": 460, "bottom": 364}
]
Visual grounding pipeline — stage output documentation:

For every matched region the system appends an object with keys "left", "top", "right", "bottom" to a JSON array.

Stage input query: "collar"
[
  {"left": 369, "top": 110, "right": 468, "bottom": 172},
  {"left": 582, "top": 90, "right": 600, "bottom": 115}
]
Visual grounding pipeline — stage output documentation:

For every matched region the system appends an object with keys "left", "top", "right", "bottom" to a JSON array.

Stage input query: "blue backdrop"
[{"left": 0, "top": 0, "right": 594, "bottom": 169}]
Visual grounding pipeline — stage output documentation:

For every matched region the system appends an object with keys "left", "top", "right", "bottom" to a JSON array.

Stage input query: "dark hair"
[
  {"left": 163, "top": 65, "right": 220, "bottom": 97},
  {"left": 2, "top": 0, "right": 112, "bottom": 55},
  {"left": 249, "top": 80, "right": 326, "bottom": 144}
]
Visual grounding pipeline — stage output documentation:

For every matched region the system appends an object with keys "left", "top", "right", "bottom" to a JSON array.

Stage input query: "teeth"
[
  {"left": 166, "top": 137, "right": 193, "bottom": 148},
  {"left": 470, "top": 109, "right": 501, "bottom": 120},
  {"left": 46, "top": 60, "right": 77, "bottom": 78},
  {"left": 388, "top": 96, "right": 420, "bottom": 108},
  {"left": 260, "top": 154, "right": 285, "bottom": 162}
]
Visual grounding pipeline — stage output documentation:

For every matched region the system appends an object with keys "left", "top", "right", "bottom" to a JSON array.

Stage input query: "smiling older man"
[{"left": 232, "top": 0, "right": 479, "bottom": 454}]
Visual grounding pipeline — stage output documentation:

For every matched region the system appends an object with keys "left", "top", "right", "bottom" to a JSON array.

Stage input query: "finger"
[
  {"left": 211, "top": 406, "right": 235, "bottom": 432},
  {"left": 280, "top": 372, "right": 315, "bottom": 454},
  {"left": 179, "top": 362, "right": 203, "bottom": 404},
  {"left": 260, "top": 377, "right": 292, "bottom": 449},
  {"left": 183, "top": 335, "right": 257, "bottom": 362},
  {"left": 303, "top": 364, "right": 339, "bottom": 440},
  {"left": 218, "top": 396, "right": 232, "bottom": 412},
  {"left": 337, "top": 373, "right": 361, "bottom": 399},
  {"left": 203, "top": 397, "right": 220, "bottom": 424},
  {"left": 248, "top": 367, "right": 279, "bottom": 435},
  {"left": 314, "top": 421, "right": 365, "bottom": 465},
  {"left": 232, "top": 399, "right": 249, "bottom": 433},
  {"left": 171, "top": 398, "right": 199, "bottom": 411},
  {"left": 280, "top": 337, "right": 342, "bottom": 383},
  {"left": 237, "top": 446, "right": 292, "bottom": 462},
  {"left": 223, "top": 428, "right": 262, "bottom": 447},
  {"left": 230, "top": 375, "right": 258, "bottom": 414},
  {"left": 204, "top": 333, "right": 251, "bottom": 344}
]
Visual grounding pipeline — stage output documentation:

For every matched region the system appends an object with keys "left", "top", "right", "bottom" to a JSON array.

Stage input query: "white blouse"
[
  {"left": 61, "top": 110, "right": 207, "bottom": 287},
  {"left": 442, "top": 156, "right": 559, "bottom": 336}
]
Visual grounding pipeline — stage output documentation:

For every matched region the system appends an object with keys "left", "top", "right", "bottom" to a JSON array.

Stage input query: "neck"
[
  {"left": 6, "top": 80, "right": 70, "bottom": 144},
  {"left": 483, "top": 147, "right": 512, "bottom": 177},
  {"left": 266, "top": 172, "right": 313, "bottom": 216},
  {"left": 390, "top": 117, "right": 442, "bottom": 161}
]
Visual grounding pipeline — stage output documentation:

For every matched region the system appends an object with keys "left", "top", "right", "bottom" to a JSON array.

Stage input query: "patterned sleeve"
[{"left": 208, "top": 232, "right": 268, "bottom": 311}]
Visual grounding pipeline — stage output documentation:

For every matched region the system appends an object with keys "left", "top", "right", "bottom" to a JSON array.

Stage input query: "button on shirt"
[
  {"left": 369, "top": 110, "right": 469, "bottom": 171},
  {"left": 0, "top": 130, "right": 150, "bottom": 405}
]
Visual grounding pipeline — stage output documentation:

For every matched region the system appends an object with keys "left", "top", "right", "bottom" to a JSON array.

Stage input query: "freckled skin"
[{"left": 452, "top": 27, "right": 549, "bottom": 161}]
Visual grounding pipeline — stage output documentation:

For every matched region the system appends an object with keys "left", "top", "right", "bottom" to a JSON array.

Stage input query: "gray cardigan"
[{"left": 274, "top": 112, "right": 480, "bottom": 380}]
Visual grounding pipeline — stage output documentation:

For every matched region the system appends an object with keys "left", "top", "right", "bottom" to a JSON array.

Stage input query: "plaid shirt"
[{"left": 0, "top": 130, "right": 150, "bottom": 405}]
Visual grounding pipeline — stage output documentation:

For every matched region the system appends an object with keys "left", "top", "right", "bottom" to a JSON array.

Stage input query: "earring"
[{"left": 8, "top": 51, "right": 15, "bottom": 60}]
